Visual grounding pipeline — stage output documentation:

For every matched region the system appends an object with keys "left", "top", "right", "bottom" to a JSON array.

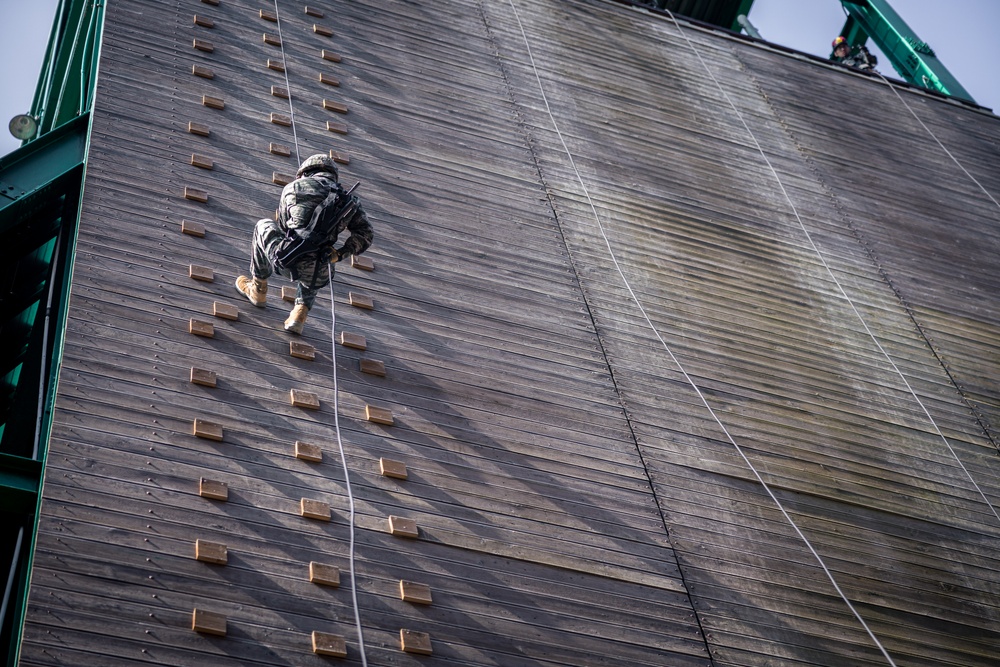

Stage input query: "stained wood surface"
[{"left": 20, "top": 0, "right": 1000, "bottom": 666}]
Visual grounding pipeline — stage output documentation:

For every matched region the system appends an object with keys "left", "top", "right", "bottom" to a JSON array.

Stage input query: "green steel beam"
[
  {"left": 0, "top": 455, "right": 41, "bottom": 515},
  {"left": 729, "top": 0, "right": 756, "bottom": 33},
  {"left": 839, "top": 0, "right": 974, "bottom": 102}
]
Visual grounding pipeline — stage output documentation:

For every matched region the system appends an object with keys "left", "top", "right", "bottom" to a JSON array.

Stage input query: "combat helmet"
[{"left": 296, "top": 153, "right": 339, "bottom": 179}]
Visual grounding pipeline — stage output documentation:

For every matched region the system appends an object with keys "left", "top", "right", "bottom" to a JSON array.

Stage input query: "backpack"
[{"left": 272, "top": 181, "right": 360, "bottom": 274}]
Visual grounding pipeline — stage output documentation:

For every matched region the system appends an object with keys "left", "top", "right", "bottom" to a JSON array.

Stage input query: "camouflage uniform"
[{"left": 249, "top": 172, "right": 373, "bottom": 309}]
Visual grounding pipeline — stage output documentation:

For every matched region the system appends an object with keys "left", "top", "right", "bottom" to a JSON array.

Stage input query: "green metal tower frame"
[{"left": 0, "top": 1, "right": 103, "bottom": 664}]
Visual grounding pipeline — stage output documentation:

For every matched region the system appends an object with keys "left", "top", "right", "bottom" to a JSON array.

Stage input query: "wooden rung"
[
  {"left": 190, "top": 367, "right": 217, "bottom": 387},
  {"left": 188, "top": 264, "right": 213, "bottom": 281},
  {"left": 271, "top": 85, "right": 289, "bottom": 99},
  {"left": 192, "top": 609, "right": 227, "bottom": 636},
  {"left": 349, "top": 292, "right": 373, "bottom": 310},
  {"left": 295, "top": 441, "right": 323, "bottom": 463},
  {"left": 313, "top": 24, "right": 333, "bottom": 37},
  {"left": 400, "top": 629, "right": 432, "bottom": 655},
  {"left": 360, "top": 358, "right": 386, "bottom": 377},
  {"left": 191, "top": 154, "right": 214, "bottom": 169},
  {"left": 399, "top": 580, "right": 432, "bottom": 605},
  {"left": 259, "top": 9, "right": 277, "bottom": 22},
  {"left": 305, "top": 6, "right": 324, "bottom": 18},
  {"left": 271, "top": 112, "right": 291, "bottom": 126},
  {"left": 290, "top": 340, "right": 315, "bottom": 360},
  {"left": 191, "top": 65, "right": 214, "bottom": 79},
  {"left": 188, "top": 121, "right": 210, "bottom": 137},
  {"left": 388, "top": 515, "right": 418, "bottom": 538},
  {"left": 329, "top": 150, "right": 350, "bottom": 165},
  {"left": 321, "top": 50, "right": 342, "bottom": 63},
  {"left": 300, "top": 498, "right": 330, "bottom": 521},
  {"left": 326, "top": 120, "right": 348, "bottom": 134},
  {"left": 309, "top": 562, "right": 340, "bottom": 587},
  {"left": 199, "top": 478, "right": 228, "bottom": 501},
  {"left": 312, "top": 631, "right": 346, "bottom": 657},
  {"left": 192, "top": 39, "right": 214, "bottom": 53},
  {"left": 213, "top": 302, "right": 239, "bottom": 320},
  {"left": 339, "top": 331, "right": 367, "bottom": 350},
  {"left": 281, "top": 285, "right": 296, "bottom": 302},
  {"left": 202, "top": 95, "right": 225, "bottom": 110},
  {"left": 182, "top": 220, "right": 207, "bottom": 237},
  {"left": 201, "top": 0, "right": 219, "bottom": 5},
  {"left": 319, "top": 73, "right": 340, "bottom": 87},
  {"left": 266, "top": 59, "right": 285, "bottom": 72},
  {"left": 270, "top": 142, "right": 291, "bottom": 157},
  {"left": 379, "top": 458, "right": 407, "bottom": 480},
  {"left": 290, "top": 389, "right": 320, "bottom": 410},
  {"left": 323, "top": 99, "right": 348, "bottom": 113},
  {"left": 263, "top": 33, "right": 281, "bottom": 46},
  {"left": 193, "top": 15, "right": 214, "bottom": 28},
  {"left": 189, "top": 319, "right": 214, "bottom": 337},
  {"left": 193, "top": 419, "right": 223, "bottom": 442},
  {"left": 351, "top": 254, "right": 374, "bottom": 271},
  {"left": 365, "top": 405, "right": 393, "bottom": 426},
  {"left": 195, "top": 539, "right": 228, "bottom": 565},
  {"left": 184, "top": 187, "right": 209, "bottom": 203},
  {"left": 272, "top": 172, "right": 293, "bottom": 186}
]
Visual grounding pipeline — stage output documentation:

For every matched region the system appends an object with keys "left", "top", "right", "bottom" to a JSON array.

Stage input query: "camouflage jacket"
[
  {"left": 278, "top": 171, "right": 374, "bottom": 259},
  {"left": 834, "top": 45, "right": 877, "bottom": 71}
]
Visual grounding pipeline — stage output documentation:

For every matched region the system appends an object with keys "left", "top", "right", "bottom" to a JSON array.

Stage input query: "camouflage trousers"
[{"left": 249, "top": 219, "right": 331, "bottom": 309}]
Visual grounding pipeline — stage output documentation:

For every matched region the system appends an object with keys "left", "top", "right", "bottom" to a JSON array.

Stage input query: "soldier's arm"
[{"left": 337, "top": 206, "right": 374, "bottom": 258}]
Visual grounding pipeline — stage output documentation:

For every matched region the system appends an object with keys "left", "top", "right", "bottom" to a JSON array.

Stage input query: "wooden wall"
[{"left": 19, "top": 0, "right": 1000, "bottom": 666}]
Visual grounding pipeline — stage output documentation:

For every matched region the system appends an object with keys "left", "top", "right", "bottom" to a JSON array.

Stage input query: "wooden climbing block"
[
  {"left": 290, "top": 340, "right": 315, "bottom": 360},
  {"left": 309, "top": 562, "right": 340, "bottom": 587},
  {"left": 184, "top": 187, "right": 209, "bottom": 203},
  {"left": 399, "top": 580, "right": 432, "bottom": 605},
  {"left": 193, "top": 15, "right": 214, "bottom": 28},
  {"left": 388, "top": 515, "right": 418, "bottom": 538},
  {"left": 312, "top": 632, "right": 346, "bottom": 658},
  {"left": 200, "top": 0, "right": 218, "bottom": 5},
  {"left": 199, "top": 478, "right": 228, "bottom": 501},
  {"left": 300, "top": 498, "right": 330, "bottom": 521},
  {"left": 290, "top": 389, "right": 320, "bottom": 410},
  {"left": 202, "top": 95, "right": 225, "bottom": 110},
  {"left": 366, "top": 405, "right": 393, "bottom": 426},
  {"left": 379, "top": 458, "right": 407, "bottom": 480},
  {"left": 191, "top": 154, "right": 214, "bottom": 170},
  {"left": 272, "top": 172, "right": 293, "bottom": 186},
  {"left": 313, "top": 24, "right": 333, "bottom": 37},
  {"left": 271, "top": 85, "right": 289, "bottom": 99},
  {"left": 271, "top": 112, "right": 291, "bottom": 126},
  {"left": 263, "top": 33, "right": 281, "bottom": 46},
  {"left": 188, "top": 264, "right": 213, "bottom": 281},
  {"left": 295, "top": 441, "right": 323, "bottom": 463},
  {"left": 191, "top": 64, "right": 214, "bottom": 79},
  {"left": 189, "top": 319, "right": 214, "bottom": 337},
  {"left": 329, "top": 150, "right": 350, "bottom": 165},
  {"left": 270, "top": 142, "right": 291, "bottom": 157},
  {"left": 190, "top": 367, "right": 217, "bottom": 387},
  {"left": 319, "top": 73, "right": 340, "bottom": 87},
  {"left": 351, "top": 254, "right": 374, "bottom": 271},
  {"left": 195, "top": 539, "right": 228, "bottom": 565},
  {"left": 192, "top": 39, "right": 214, "bottom": 53},
  {"left": 349, "top": 292, "right": 373, "bottom": 310},
  {"left": 182, "top": 220, "right": 207, "bottom": 237},
  {"left": 323, "top": 99, "right": 348, "bottom": 114},
  {"left": 339, "top": 331, "right": 366, "bottom": 350},
  {"left": 321, "top": 49, "right": 342, "bottom": 63},
  {"left": 259, "top": 9, "right": 277, "bottom": 22},
  {"left": 193, "top": 419, "right": 223, "bottom": 442},
  {"left": 305, "top": 6, "right": 324, "bottom": 18},
  {"left": 266, "top": 59, "right": 285, "bottom": 72},
  {"left": 326, "top": 120, "right": 348, "bottom": 135},
  {"left": 281, "top": 285, "right": 296, "bottom": 302},
  {"left": 192, "top": 609, "right": 226, "bottom": 637},
  {"left": 400, "top": 629, "right": 432, "bottom": 655},
  {"left": 360, "top": 358, "right": 386, "bottom": 377},
  {"left": 188, "top": 121, "right": 210, "bottom": 137},
  {"left": 213, "top": 302, "right": 239, "bottom": 320}
]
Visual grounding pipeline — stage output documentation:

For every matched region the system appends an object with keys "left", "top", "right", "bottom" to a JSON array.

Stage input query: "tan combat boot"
[
  {"left": 235, "top": 275, "right": 267, "bottom": 307},
  {"left": 284, "top": 304, "right": 309, "bottom": 334}
]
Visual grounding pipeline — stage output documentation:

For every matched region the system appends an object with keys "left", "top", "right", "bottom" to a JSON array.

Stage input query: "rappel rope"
[
  {"left": 272, "top": 3, "right": 368, "bottom": 665},
  {"left": 506, "top": 0, "right": 898, "bottom": 664}
]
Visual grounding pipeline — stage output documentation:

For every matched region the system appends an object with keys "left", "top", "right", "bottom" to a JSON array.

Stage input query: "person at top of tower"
[
  {"left": 235, "top": 153, "right": 374, "bottom": 335},
  {"left": 831, "top": 36, "right": 878, "bottom": 71}
]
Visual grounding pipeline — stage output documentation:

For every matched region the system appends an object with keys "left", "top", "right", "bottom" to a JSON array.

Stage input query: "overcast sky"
[{"left": 1, "top": 0, "right": 998, "bottom": 157}]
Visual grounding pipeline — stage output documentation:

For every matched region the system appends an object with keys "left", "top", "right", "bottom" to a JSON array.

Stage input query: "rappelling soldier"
[{"left": 831, "top": 36, "right": 878, "bottom": 71}]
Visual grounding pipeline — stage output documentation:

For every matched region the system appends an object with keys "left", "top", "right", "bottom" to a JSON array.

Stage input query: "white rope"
[
  {"left": 272, "top": 3, "right": 366, "bottom": 662},
  {"left": 506, "top": 1, "right": 898, "bottom": 664}
]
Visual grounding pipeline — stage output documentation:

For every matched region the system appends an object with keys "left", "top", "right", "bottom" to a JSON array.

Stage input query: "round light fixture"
[{"left": 9, "top": 114, "right": 38, "bottom": 141}]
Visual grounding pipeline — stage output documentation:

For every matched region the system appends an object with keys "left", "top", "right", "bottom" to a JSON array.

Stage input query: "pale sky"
[{"left": 1, "top": 0, "right": 997, "bottom": 157}]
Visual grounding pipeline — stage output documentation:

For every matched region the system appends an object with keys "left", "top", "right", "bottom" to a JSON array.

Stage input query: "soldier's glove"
[{"left": 329, "top": 249, "right": 341, "bottom": 264}]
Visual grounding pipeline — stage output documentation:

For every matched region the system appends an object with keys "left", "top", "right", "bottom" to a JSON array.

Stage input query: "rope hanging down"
[{"left": 272, "top": 3, "right": 368, "bottom": 664}]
